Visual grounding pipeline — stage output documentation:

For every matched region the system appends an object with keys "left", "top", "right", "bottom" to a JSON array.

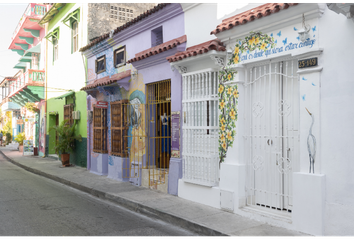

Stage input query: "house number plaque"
[{"left": 298, "top": 57, "right": 318, "bottom": 69}]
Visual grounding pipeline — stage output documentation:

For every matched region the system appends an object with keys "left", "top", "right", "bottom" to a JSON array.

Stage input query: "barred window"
[
  {"left": 111, "top": 100, "right": 129, "bottom": 157},
  {"left": 93, "top": 106, "right": 108, "bottom": 153},
  {"left": 182, "top": 71, "right": 219, "bottom": 186},
  {"left": 64, "top": 104, "right": 74, "bottom": 126}
]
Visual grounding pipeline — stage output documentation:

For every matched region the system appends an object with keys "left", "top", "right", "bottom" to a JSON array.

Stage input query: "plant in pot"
[
  {"left": 14, "top": 132, "right": 25, "bottom": 152},
  {"left": 50, "top": 119, "right": 82, "bottom": 167}
]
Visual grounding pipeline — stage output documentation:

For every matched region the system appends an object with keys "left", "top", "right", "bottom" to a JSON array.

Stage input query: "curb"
[{"left": 0, "top": 150, "right": 228, "bottom": 236}]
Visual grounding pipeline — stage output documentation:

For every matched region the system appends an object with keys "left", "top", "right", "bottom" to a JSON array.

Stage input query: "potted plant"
[
  {"left": 50, "top": 119, "right": 82, "bottom": 166},
  {"left": 14, "top": 132, "right": 25, "bottom": 152}
]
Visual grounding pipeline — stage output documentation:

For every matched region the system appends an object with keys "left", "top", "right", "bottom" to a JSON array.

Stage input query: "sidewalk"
[{"left": 0, "top": 148, "right": 308, "bottom": 236}]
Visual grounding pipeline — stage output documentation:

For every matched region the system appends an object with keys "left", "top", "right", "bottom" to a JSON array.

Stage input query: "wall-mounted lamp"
[{"left": 298, "top": 14, "right": 311, "bottom": 42}]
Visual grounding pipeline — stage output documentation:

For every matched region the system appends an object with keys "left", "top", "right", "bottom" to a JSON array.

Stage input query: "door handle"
[{"left": 267, "top": 139, "right": 273, "bottom": 145}]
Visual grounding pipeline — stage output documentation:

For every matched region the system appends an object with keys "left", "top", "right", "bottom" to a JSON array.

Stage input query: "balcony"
[
  {"left": 9, "top": 4, "right": 49, "bottom": 55},
  {"left": 8, "top": 69, "right": 45, "bottom": 106}
]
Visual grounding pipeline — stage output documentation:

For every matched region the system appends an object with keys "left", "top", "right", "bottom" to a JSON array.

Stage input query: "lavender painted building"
[{"left": 80, "top": 3, "right": 185, "bottom": 195}]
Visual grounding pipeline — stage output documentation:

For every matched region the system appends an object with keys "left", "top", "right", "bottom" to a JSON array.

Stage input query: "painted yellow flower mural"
[
  {"left": 260, "top": 42, "right": 267, "bottom": 50},
  {"left": 227, "top": 73, "right": 232, "bottom": 81},
  {"left": 227, "top": 87, "right": 232, "bottom": 95},
  {"left": 229, "top": 109, "right": 236, "bottom": 120},
  {"left": 222, "top": 142, "right": 227, "bottom": 150},
  {"left": 220, "top": 134, "right": 225, "bottom": 142},
  {"left": 219, "top": 100, "right": 226, "bottom": 110},
  {"left": 218, "top": 85, "right": 224, "bottom": 94},
  {"left": 218, "top": 31, "right": 275, "bottom": 164},
  {"left": 232, "top": 89, "right": 239, "bottom": 98},
  {"left": 227, "top": 130, "right": 233, "bottom": 141},
  {"left": 248, "top": 36, "right": 255, "bottom": 45},
  {"left": 233, "top": 55, "right": 239, "bottom": 64},
  {"left": 254, "top": 37, "right": 260, "bottom": 45}
]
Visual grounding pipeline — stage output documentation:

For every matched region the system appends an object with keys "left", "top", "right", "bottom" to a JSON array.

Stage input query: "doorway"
[{"left": 244, "top": 59, "right": 299, "bottom": 213}]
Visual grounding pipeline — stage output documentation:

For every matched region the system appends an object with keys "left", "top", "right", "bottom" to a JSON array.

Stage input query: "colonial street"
[{"left": 0, "top": 153, "right": 197, "bottom": 236}]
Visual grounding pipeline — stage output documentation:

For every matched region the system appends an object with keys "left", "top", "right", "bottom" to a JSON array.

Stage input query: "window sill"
[{"left": 96, "top": 70, "right": 106, "bottom": 74}]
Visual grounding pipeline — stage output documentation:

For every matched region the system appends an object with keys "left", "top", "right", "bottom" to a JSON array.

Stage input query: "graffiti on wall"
[{"left": 127, "top": 90, "right": 146, "bottom": 164}]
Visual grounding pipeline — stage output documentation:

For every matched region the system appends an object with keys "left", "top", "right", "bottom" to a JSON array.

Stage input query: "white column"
[{"left": 219, "top": 65, "right": 247, "bottom": 211}]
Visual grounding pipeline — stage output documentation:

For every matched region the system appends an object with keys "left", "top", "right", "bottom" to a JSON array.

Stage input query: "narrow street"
[{"left": 0, "top": 155, "right": 197, "bottom": 236}]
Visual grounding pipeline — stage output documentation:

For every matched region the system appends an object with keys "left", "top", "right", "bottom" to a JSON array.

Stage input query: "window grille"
[
  {"left": 93, "top": 106, "right": 108, "bottom": 153},
  {"left": 64, "top": 104, "right": 74, "bottom": 126},
  {"left": 111, "top": 100, "right": 129, "bottom": 157},
  {"left": 182, "top": 70, "right": 219, "bottom": 187}
]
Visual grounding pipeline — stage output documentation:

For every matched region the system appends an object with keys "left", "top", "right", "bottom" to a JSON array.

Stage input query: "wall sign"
[
  {"left": 298, "top": 57, "right": 318, "bottom": 69},
  {"left": 23, "top": 140, "right": 34, "bottom": 156},
  {"left": 171, "top": 111, "right": 180, "bottom": 158},
  {"left": 96, "top": 101, "right": 108, "bottom": 109}
]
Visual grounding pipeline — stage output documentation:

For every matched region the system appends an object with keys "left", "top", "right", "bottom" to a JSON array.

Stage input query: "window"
[
  {"left": 151, "top": 26, "right": 163, "bottom": 47},
  {"left": 114, "top": 46, "right": 126, "bottom": 67},
  {"left": 64, "top": 104, "right": 74, "bottom": 126},
  {"left": 72, "top": 21, "right": 78, "bottom": 53},
  {"left": 182, "top": 71, "right": 219, "bottom": 186},
  {"left": 93, "top": 106, "right": 108, "bottom": 153},
  {"left": 53, "top": 38, "right": 59, "bottom": 61},
  {"left": 32, "top": 53, "right": 39, "bottom": 69},
  {"left": 95, "top": 55, "right": 106, "bottom": 74},
  {"left": 111, "top": 100, "right": 129, "bottom": 156}
]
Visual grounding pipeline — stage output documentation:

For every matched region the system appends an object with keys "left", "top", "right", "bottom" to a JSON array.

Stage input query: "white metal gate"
[{"left": 245, "top": 59, "right": 299, "bottom": 213}]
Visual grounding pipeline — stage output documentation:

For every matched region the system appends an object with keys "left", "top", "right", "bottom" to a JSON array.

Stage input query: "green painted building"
[{"left": 39, "top": 3, "right": 88, "bottom": 167}]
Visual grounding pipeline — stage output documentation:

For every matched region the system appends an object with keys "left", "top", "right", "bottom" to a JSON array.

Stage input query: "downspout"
[{"left": 44, "top": 22, "right": 48, "bottom": 157}]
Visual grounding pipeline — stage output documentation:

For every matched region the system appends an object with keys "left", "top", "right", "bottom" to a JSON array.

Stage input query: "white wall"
[
  {"left": 182, "top": 3, "right": 262, "bottom": 48},
  {"left": 319, "top": 6, "right": 354, "bottom": 236},
  {"left": 46, "top": 3, "right": 88, "bottom": 99}
]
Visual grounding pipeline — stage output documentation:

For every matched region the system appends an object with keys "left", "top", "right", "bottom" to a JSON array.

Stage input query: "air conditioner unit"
[{"left": 72, "top": 110, "right": 80, "bottom": 120}]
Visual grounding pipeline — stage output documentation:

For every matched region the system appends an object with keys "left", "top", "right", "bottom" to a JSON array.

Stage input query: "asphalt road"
[{"left": 0, "top": 154, "right": 197, "bottom": 236}]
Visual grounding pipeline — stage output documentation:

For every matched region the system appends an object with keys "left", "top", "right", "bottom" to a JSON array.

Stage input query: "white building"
[{"left": 169, "top": 3, "right": 354, "bottom": 236}]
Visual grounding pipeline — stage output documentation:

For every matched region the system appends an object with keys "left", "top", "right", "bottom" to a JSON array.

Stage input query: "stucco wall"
[
  {"left": 46, "top": 3, "right": 88, "bottom": 98},
  {"left": 318, "top": 7, "right": 354, "bottom": 236}
]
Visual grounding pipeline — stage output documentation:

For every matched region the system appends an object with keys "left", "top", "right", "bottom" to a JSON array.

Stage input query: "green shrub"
[
  {"left": 15, "top": 132, "right": 25, "bottom": 146},
  {"left": 5, "top": 132, "right": 12, "bottom": 145}
]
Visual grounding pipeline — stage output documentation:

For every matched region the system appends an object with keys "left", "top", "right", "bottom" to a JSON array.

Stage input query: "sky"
[{"left": 0, "top": 3, "right": 28, "bottom": 80}]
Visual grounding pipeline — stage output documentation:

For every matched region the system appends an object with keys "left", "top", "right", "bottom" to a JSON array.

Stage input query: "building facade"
[
  {"left": 1, "top": 3, "right": 48, "bottom": 151},
  {"left": 168, "top": 3, "right": 354, "bottom": 236},
  {"left": 80, "top": 3, "right": 185, "bottom": 194}
]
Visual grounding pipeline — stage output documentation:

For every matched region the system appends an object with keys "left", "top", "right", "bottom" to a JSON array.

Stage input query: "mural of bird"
[{"left": 306, "top": 107, "right": 316, "bottom": 173}]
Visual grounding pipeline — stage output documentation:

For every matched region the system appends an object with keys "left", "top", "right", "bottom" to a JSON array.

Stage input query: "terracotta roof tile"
[
  {"left": 81, "top": 70, "right": 131, "bottom": 91},
  {"left": 79, "top": 4, "right": 169, "bottom": 52},
  {"left": 127, "top": 35, "right": 187, "bottom": 64},
  {"left": 211, "top": 3, "right": 298, "bottom": 35},
  {"left": 166, "top": 38, "right": 226, "bottom": 63}
]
